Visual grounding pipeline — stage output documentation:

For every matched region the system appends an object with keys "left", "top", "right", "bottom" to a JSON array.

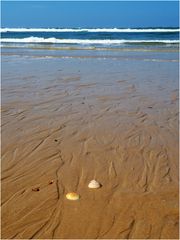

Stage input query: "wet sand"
[{"left": 1, "top": 50, "right": 179, "bottom": 239}]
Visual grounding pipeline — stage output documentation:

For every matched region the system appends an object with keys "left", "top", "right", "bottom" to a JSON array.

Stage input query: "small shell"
[
  {"left": 66, "top": 192, "right": 80, "bottom": 200},
  {"left": 49, "top": 180, "right": 54, "bottom": 185},
  {"left": 88, "top": 180, "right": 101, "bottom": 189},
  {"left": 32, "top": 187, "right": 40, "bottom": 192}
]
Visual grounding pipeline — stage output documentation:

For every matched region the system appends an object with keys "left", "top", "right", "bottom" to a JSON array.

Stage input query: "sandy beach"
[{"left": 1, "top": 47, "right": 179, "bottom": 238}]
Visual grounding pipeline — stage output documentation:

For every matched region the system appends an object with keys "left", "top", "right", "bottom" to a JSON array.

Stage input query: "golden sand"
[{"left": 1, "top": 56, "right": 179, "bottom": 239}]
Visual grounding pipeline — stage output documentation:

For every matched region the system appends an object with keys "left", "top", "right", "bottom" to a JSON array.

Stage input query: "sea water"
[{"left": 1, "top": 27, "right": 179, "bottom": 48}]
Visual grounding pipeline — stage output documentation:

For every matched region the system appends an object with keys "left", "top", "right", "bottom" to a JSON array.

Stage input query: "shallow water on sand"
[{"left": 1, "top": 48, "right": 179, "bottom": 239}]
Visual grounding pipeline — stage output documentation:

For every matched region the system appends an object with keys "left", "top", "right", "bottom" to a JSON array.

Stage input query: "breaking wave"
[
  {"left": 1, "top": 28, "right": 180, "bottom": 33},
  {"left": 0, "top": 37, "right": 179, "bottom": 44}
]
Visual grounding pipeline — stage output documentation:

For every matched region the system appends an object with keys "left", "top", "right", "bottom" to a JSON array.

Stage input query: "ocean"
[{"left": 1, "top": 28, "right": 179, "bottom": 50}]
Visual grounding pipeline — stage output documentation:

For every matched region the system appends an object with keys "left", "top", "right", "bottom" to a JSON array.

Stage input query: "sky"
[{"left": 1, "top": 1, "right": 179, "bottom": 28}]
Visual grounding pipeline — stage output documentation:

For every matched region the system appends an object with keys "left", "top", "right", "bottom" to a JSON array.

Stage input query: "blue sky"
[{"left": 1, "top": 1, "right": 179, "bottom": 28}]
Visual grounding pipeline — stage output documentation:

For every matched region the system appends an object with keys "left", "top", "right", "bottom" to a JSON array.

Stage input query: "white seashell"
[
  {"left": 88, "top": 180, "right": 101, "bottom": 189},
  {"left": 66, "top": 192, "right": 80, "bottom": 200}
]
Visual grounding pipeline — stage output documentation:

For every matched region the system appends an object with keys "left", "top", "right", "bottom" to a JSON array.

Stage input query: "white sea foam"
[
  {"left": 0, "top": 37, "right": 179, "bottom": 44},
  {"left": 0, "top": 28, "right": 180, "bottom": 33}
]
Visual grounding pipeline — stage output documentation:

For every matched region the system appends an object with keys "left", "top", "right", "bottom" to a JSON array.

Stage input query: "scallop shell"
[
  {"left": 66, "top": 192, "right": 80, "bottom": 200},
  {"left": 88, "top": 180, "right": 101, "bottom": 189}
]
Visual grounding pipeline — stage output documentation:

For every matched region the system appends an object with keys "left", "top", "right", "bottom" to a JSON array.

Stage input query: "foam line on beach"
[{"left": 1, "top": 28, "right": 180, "bottom": 33}]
